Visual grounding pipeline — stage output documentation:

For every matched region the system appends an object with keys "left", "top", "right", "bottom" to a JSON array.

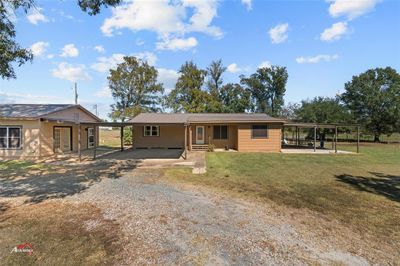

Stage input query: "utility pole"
[{"left": 74, "top": 82, "right": 78, "bottom": 104}]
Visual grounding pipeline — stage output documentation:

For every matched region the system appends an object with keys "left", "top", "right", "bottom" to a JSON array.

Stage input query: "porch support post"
[
  {"left": 335, "top": 126, "right": 338, "bottom": 154},
  {"left": 120, "top": 126, "right": 124, "bottom": 152},
  {"left": 357, "top": 126, "right": 360, "bottom": 154},
  {"left": 93, "top": 125, "right": 97, "bottom": 160},
  {"left": 314, "top": 126, "right": 317, "bottom": 152},
  {"left": 184, "top": 124, "right": 187, "bottom": 160},
  {"left": 78, "top": 124, "right": 81, "bottom": 161},
  {"left": 188, "top": 125, "right": 192, "bottom": 151},
  {"left": 131, "top": 126, "right": 134, "bottom": 149},
  {"left": 296, "top": 126, "right": 299, "bottom": 146}
]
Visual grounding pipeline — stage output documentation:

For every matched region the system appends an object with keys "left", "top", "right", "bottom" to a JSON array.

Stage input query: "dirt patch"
[{"left": 0, "top": 201, "right": 123, "bottom": 266}]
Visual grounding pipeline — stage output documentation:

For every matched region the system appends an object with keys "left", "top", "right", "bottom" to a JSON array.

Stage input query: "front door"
[
  {"left": 196, "top": 126, "right": 205, "bottom": 144},
  {"left": 54, "top": 127, "right": 71, "bottom": 153}
]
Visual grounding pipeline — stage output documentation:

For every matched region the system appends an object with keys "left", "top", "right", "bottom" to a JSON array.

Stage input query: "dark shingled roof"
[
  {"left": 0, "top": 104, "right": 77, "bottom": 118},
  {"left": 130, "top": 113, "right": 284, "bottom": 124}
]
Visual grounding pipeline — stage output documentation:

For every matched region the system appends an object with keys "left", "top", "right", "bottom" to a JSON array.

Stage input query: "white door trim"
[{"left": 196, "top": 126, "right": 205, "bottom": 144}]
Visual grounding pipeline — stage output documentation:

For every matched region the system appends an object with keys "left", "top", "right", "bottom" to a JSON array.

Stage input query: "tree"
[
  {"left": 219, "top": 83, "right": 251, "bottom": 113},
  {"left": 240, "top": 66, "right": 288, "bottom": 116},
  {"left": 341, "top": 67, "right": 400, "bottom": 142},
  {"left": 296, "top": 97, "right": 351, "bottom": 124},
  {"left": 166, "top": 61, "right": 210, "bottom": 113},
  {"left": 0, "top": 0, "right": 34, "bottom": 79},
  {"left": 0, "top": 0, "right": 121, "bottom": 79},
  {"left": 205, "top": 59, "right": 226, "bottom": 112},
  {"left": 108, "top": 56, "right": 164, "bottom": 121},
  {"left": 280, "top": 102, "right": 300, "bottom": 120}
]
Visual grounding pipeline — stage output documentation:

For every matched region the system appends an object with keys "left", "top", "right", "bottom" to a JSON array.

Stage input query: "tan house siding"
[
  {"left": 0, "top": 120, "right": 41, "bottom": 158},
  {"left": 133, "top": 125, "right": 185, "bottom": 148},
  {"left": 237, "top": 123, "right": 282, "bottom": 152},
  {"left": 44, "top": 106, "right": 98, "bottom": 122},
  {"left": 191, "top": 124, "right": 237, "bottom": 149}
]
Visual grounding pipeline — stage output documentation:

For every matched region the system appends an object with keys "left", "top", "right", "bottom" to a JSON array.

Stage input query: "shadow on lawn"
[
  {"left": 336, "top": 172, "right": 400, "bottom": 202},
  {"left": 0, "top": 158, "right": 139, "bottom": 204}
]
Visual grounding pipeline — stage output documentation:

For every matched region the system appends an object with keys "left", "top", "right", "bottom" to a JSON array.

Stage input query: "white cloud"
[
  {"left": 241, "top": 0, "right": 252, "bottom": 10},
  {"left": 94, "top": 45, "right": 106, "bottom": 53},
  {"left": 27, "top": 8, "right": 48, "bottom": 25},
  {"left": 101, "top": 0, "right": 222, "bottom": 50},
  {"left": 258, "top": 61, "right": 272, "bottom": 69},
  {"left": 320, "top": 21, "right": 349, "bottom": 42},
  {"left": 135, "top": 51, "right": 158, "bottom": 65},
  {"left": 60, "top": 44, "right": 79, "bottom": 57},
  {"left": 296, "top": 54, "right": 339, "bottom": 64},
  {"left": 156, "top": 37, "right": 198, "bottom": 51},
  {"left": 30, "top": 41, "right": 49, "bottom": 57},
  {"left": 91, "top": 52, "right": 157, "bottom": 73},
  {"left": 328, "top": 0, "right": 378, "bottom": 20},
  {"left": 268, "top": 23, "right": 289, "bottom": 44},
  {"left": 0, "top": 90, "right": 66, "bottom": 104},
  {"left": 47, "top": 54, "right": 55, "bottom": 59},
  {"left": 95, "top": 86, "right": 112, "bottom": 98},
  {"left": 91, "top": 53, "right": 125, "bottom": 73},
  {"left": 52, "top": 63, "right": 91, "bottom": 82},
  {"left": 227, "top": 63, "right": 242, "bottom": 73},
  {"left": 136, "top": 38, "right": 145, "bottom": 46},
  {"left": 157, "top": 68, "right": 179, "bottom": 93}
]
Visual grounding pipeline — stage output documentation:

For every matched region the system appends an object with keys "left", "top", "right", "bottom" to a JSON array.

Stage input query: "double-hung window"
[
  {"left": 213, "top": 125, "right": 228, "bottom": 140},
  {"left": 144, "top": 125, "right": 159, "bottom": 136},
  {"left": 251, "top": 124, "right": 268, "bottom": 139},
  {"left": 0, "top": 126, "right": 22, "bottom": 149}
]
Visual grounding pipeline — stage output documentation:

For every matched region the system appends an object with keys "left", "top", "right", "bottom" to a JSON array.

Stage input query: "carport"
[
  {"left": 283, "top": 122, "right": 360, "bottom": 153},
  {"left": 73, "top": 121, "right": 133, "bottom": 161}
]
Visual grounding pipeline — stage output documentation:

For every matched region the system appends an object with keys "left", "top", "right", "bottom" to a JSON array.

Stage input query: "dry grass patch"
[{"left": 0, "top": 201, "right": 123, "bottom": 266}]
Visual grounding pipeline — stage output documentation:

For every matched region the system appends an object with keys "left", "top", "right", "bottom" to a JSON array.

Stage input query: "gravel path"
[{"left": 66, "top": 169, "right": 370, "bottom": 265}]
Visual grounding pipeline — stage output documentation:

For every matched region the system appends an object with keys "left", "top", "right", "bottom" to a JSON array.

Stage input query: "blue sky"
[{"left": 1, "top": 0, "right": 399, "bottom": 119}]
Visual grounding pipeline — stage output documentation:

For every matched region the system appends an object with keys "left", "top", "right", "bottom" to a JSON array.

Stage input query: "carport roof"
[{"left": 130, "top": 113, "right": 284, "bottom": 124}]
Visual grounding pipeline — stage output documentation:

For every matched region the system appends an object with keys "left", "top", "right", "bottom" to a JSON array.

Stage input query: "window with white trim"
[
  {"left": 144, "top": 125, "right": 159, "bottom": 136},
  {"left": 0, "top": 126, "right": 22, "bottom": 149}
]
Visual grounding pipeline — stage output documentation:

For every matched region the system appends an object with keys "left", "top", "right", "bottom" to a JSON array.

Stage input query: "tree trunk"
[{"left": 374, "top": 134, "right": 380, "bottom": 142}]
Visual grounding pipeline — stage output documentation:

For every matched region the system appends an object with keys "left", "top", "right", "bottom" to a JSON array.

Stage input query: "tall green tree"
[
  {"left": 240, "top": 66, "right": 288, "bottom": 116},
  {"left": 296, "top": 97, "right": 351, "bottom": 124},
  {"left": 0, "top": 0, "right": 34, "bottom": 79},
  {"left": 0, "top": 0, "right": 121, "bottom": 79},
  {"left": 219, "top": 83, "right": 251, "bottom": 113},
  {"left": 341, "top": 67, "right": 400, "bottom": 142},
  {"left": 108, "top": 56, "right": 164, "bottom": 121},
  {"left": 166, "top": 61, "right": 210, "bottom": 113},
  {"left": 205, "top": 59, "right": 226, "bottom": 112}
]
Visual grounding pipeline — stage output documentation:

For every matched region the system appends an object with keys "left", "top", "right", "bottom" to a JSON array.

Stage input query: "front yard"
[{"left": 165, "top": 143, "right": 400, "bottom": 255}]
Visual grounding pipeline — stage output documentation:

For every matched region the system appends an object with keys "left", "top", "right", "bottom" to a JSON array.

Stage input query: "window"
[
  {"left": 0, "top": 126, "right": 22, "bottom": 149},
  {"left": 88, "top": 128, "right": 95, "bottom": 148},
  {"left": 144, "top": 125, "right": 159, "bottom": 136},
  {"left": 252, "top": 124, "right": 268, "bottom": 138},
  {"left": 213, "top": 125, "right": 228, "bottom": 140}
]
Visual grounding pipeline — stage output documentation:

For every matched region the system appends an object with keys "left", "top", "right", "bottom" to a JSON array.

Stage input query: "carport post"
[
  {"left": 120, "top": 126, "right": 124, "bottom": 152},
  {"left": 131, "top": 126, "right": 134, "bottom": 149},
  {"left": 93, "top": 125, "right": 97, "bottom": 160},
  {"left": 184, "top": 124, "right": 187, "bottom": 160},
  {"left": 357, "top": 126, "right": 360, "bottom": 153},
  {"left": 78, "top": 124, "right": 81, "bottom": 161},
  {"left": 335, "top": 126, "right": 338, "bottom": 153},
  {"left": 296, "top": 126, "right": 299, "bottom": 146},
  {"left": 314, "top": 126, "right": 317, "bottom": 152}
]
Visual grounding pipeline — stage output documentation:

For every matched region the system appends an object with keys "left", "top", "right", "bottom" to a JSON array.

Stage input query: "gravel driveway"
[{"left": 65, "top": 168, "right": 371, "bottom": 266}]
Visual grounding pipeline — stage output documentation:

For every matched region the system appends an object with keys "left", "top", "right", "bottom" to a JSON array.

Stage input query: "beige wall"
[
  {"left": 133, "top": 125, "right": 185, "bottom": 148},
  {"left": 237, "top": 123, "right": 282, "bottom": 152},
  {"left": 0, "top": 119, "right": 41, "bottom": 158},
  {"left": 191, "top": 124, "right": 237, "bottom": 149},
  {"left": 44, "top": 106, "right": 98, "bottom": 123}
]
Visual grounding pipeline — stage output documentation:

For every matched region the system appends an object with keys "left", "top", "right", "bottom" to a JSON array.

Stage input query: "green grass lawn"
[{"left": 165, "top": 143, "right": 400, "bottom": 243}]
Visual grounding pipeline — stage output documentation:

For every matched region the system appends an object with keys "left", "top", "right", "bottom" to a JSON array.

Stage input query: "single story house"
[
  {"left": 130, "top": 113, "right": 285, "bottom": 152},
  {"left": 0, "top": 104, "right": 101, "bottom": 158}
]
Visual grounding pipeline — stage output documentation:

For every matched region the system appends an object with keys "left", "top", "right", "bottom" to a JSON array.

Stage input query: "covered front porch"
[{"left": 185, "top": 124, "right": 238, "bottom": 151}]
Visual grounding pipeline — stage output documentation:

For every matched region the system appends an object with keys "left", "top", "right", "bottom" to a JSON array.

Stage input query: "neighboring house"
[
  {"left": 130, "top": 113, "right": 285, "bottom": 152},
  {"left": 0, "top": 104, "right": 101, "bottom": 158}
]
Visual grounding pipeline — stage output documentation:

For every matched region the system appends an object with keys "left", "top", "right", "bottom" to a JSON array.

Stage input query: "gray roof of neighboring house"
[
  {"left": 130, "top": 113, "right": 284, "bottom": 124},
  {"left": 0, "top": 104, "right": 100, "bottom": 121}
]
